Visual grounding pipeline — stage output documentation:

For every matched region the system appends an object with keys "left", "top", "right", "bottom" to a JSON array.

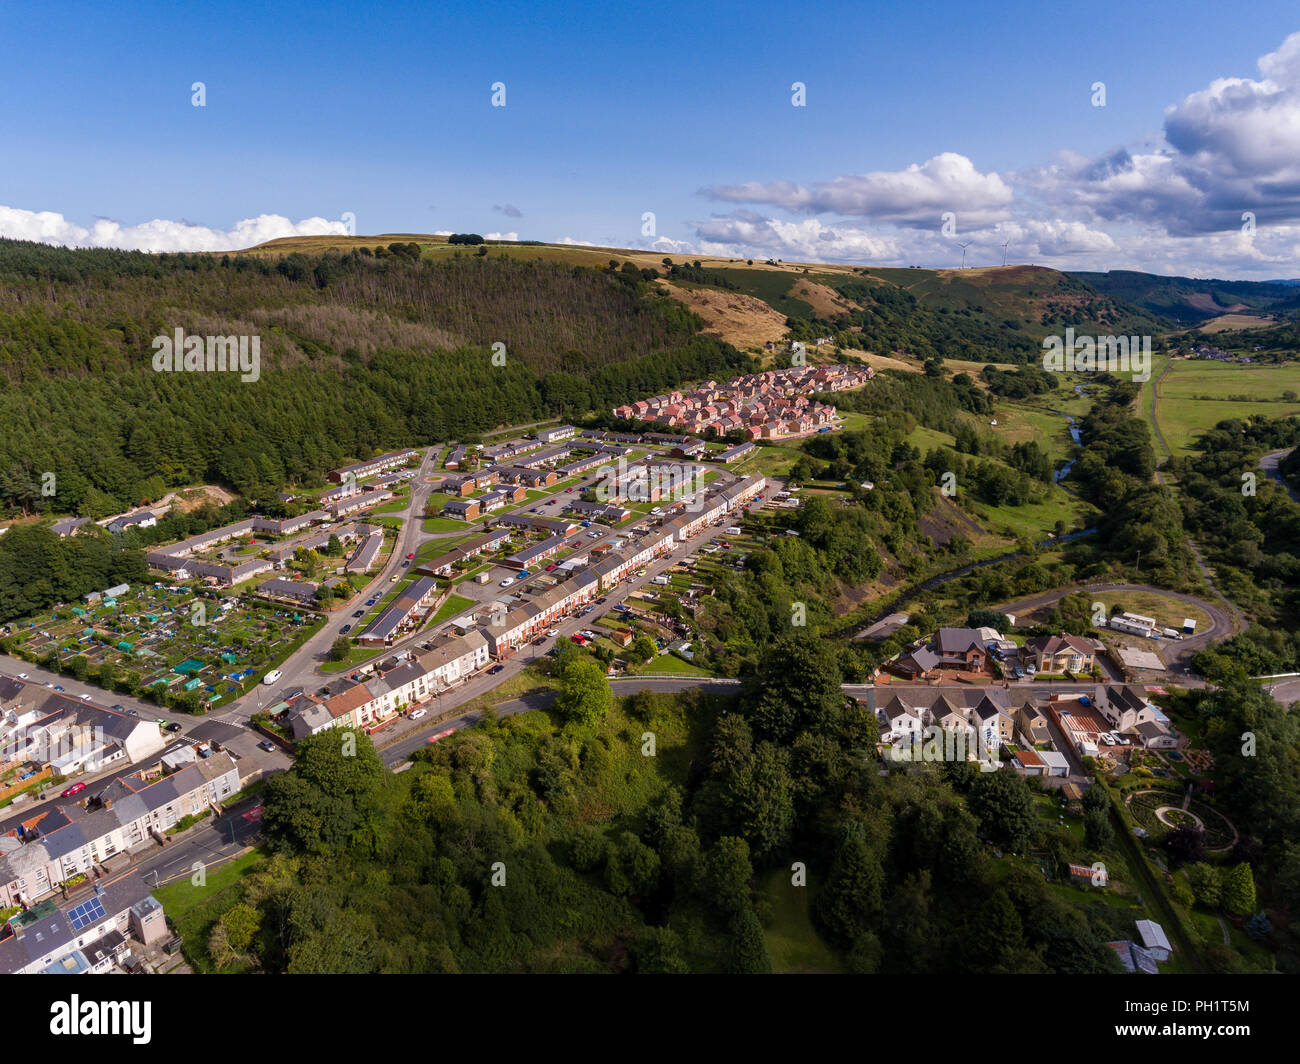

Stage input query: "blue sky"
[{"left": 2, "top": 0, "right": 1299, "bottom": 276}]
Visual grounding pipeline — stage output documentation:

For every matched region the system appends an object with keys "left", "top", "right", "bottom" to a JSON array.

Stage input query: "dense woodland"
[
  {"left": 1174, "top": 415, "right": 1300, "bottom": 676},
  {"left": 0, "top": 239, "right": 749, "bottom": 516},
  {"left": 220, "top": 641, "right": 1135, "bottom": 974}
]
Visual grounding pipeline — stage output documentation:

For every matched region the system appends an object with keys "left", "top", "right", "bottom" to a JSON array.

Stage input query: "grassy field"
[
  {"left": 154, "top": 849, "right": 267, "bottom": 973},
  {"left": 1088, "top": 590, "right": 1211, "bottom": 633},
  {"left": 734, "top": 442, "right": 804, "bottom": 479},
  {"left": 1153, "top": 359, "right": 1300, "bottom": 456},
  {"left": 759, "top": 869, "right": 844, "bottom": 973},
  {"left": 969, "top": 488, "right": 1092, "bottom": 541},
  {"left": 989, "top": 405, "right": 1077, "bottom": 464}
]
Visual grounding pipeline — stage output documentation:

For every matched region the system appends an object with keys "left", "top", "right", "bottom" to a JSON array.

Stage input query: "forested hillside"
[{"left": 0, "top": 240, "right": 749, "bottom": 515}]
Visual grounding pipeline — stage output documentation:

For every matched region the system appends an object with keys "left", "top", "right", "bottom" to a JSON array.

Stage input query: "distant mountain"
[{"left": 1070, "top": 270, "right": 1300, "bottom": 326}]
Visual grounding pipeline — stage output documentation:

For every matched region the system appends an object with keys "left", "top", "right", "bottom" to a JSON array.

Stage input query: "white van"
[{"left": 262, "top": 670, "right": 282, "bottom": 686}]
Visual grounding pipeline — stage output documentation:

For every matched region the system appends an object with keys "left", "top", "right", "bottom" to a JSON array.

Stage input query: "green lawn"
[
  {"left": 759, "top": 869, "right": 844, "bottom": 973},
  {"left": 423, "top": 516, "right": 472, "bottom": 532},
  {"left": 430, "top": 594, "right": 474, "bottom": 625},
  {"left": 153, "top": 848, "right": 267, "bottom": 973},
  {"left": 631, "top": 652, "right": 712, "bottom": 676}
]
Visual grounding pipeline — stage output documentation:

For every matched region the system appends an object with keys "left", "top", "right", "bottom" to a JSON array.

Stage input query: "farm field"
[{"left": 1153, "top": 359, "right": 1300, "bottom": 456}]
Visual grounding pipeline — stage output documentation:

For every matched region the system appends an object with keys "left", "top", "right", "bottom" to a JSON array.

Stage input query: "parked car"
[
  {"left": 61, "top": 783, "right": 86, "bottom": 797},
  {"left": 545, "top": 563, "right": 558, "bottom": 571},
  {"left": 353, "top": 610, "right": 364, "bottom": 617},
  {"left": 488, "top": 664, "right": 504, "bottom": 675},
  {"left": 166, "top": 722, "right": 182, "bottom": 732},
  {"left": 547, "top": 628, "right": 560, "bottom": 637},
  {"left": 128, "top": 709, "right": 138, "bottom": 717},
  {"left": 532, "top": 637, "right": 547, "bottom": 646},
  {"left": 410, "top": 708, "right": 427, "bottom": 720},
  {"left": 16, "top": 672, "right": 26, "bottom": 679},
  {"left": 79, "top": 693, "right": 92, "bottom": 700},
  {"left": 366, "top": 598, "right": 377, "bottom": 606},
  {"left": 406, "top": 552, "right": 415, "bottom": 559},
  {"left": 518, "top": 570, "right": 531, "bottom": 578},
  {"left": 341, "top": 624, "right": 352, "bottom": 634},
  {"left": 263, "top": 669, "right": 282, "bottom": 685},
  {"left": 499, "top": 577, "right": 515, "bottom": 587},
  {"left": 258, "top": 740, "right": 277, "bottom": 752}
]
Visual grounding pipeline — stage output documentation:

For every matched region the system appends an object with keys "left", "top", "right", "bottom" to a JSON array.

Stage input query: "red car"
[
  {"left": 571, "top": 634, "right": 587, "bottom": 645},
  {"left": 62, "top": 782, "right": 86, "bottom": 797},
  {"left": 406, "top": 552, "right": 415, "bottom": 559}
]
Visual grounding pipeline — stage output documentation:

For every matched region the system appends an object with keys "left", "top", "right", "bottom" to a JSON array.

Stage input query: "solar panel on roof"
[{"left": 68, "top": 895, "right": 106, "bottom": 931}]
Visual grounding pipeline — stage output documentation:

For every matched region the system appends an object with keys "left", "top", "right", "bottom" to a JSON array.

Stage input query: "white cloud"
[
  {"left": 692, "top": 212, "right": 903, "bottom": 263},
  {"left": 704, "top": 153, "right": 1014, "bottom": 228},
  {"left": 484, "top": 231, "right": 518, "bottom": 241},
  {"left": 0, "top": 207, "right": 350, "bottom": 252},
  {"left": 687, "top": 33, "right": 1300, "bottom": 275},
  {"left": 1023, "top": 32, "right": 1300, "bottom": 237}
]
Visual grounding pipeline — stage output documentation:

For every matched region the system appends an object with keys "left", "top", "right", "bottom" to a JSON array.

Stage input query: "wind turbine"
[
  {"left": 957, "top": 242, "right": 972, "bottom": 269},
  {"left": 1001, "top": 240, "right": 1010, "bottom": 266}
]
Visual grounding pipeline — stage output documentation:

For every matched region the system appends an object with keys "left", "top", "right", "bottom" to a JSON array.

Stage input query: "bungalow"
[
  {"left": 503, "top": 534, "right": 567, "bottom": 570},
  {"left": 716, "top": 442, "right": 757, "bottom": 463},
  {"left": 258, "top": 578, "right": 320, "bottom": 605},
  {"left": 357, "top": 577, "right": 439, "bottom": 646},
  {"left": 106, "top": 511, "right": 158, "bottom": 534},
  {"left": 51, "top": 517, "right": 93, "bottom": 538}
]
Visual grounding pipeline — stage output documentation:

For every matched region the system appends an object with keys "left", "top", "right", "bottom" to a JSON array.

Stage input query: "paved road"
[
  {"left": 1264, "top": 676, "right": 1300, "bottom": 708},
  {"left": 132, "top": 796, "right": 266, "bottom": 889},
  {"left": 1260, "top": 447, "right": 1300, "bottom": 504}
]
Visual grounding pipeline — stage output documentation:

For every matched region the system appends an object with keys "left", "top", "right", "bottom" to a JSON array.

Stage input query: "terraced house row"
[
  {"left": 0, "top": 753, "right": 240, "bottom": 907},
  {"left": 146, "top": 508, "right": 390, "bottom": 587},
  {"left": 288, "top": 629, "right": 490, "bottom": 737},
  {"left": 289, "top": 475, "right": 764, "bottom": 739},
  {"left": 327, "top": 448, "right": 421, "bottom": 484}
]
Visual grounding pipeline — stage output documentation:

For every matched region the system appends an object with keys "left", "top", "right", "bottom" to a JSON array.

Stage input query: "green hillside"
[{"left": 0, "top": 239, "right": 749, "bottom": 515}]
